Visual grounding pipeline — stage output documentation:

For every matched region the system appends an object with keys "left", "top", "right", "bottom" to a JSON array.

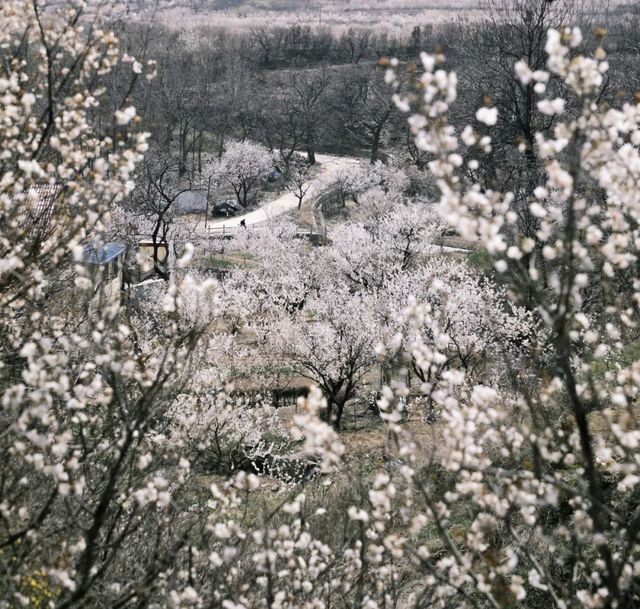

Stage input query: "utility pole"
[{"left": 204, "top": 175, "right": 213, "bottom": 229}]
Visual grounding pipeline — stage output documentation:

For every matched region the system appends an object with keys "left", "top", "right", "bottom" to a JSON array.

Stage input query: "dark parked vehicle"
[{"left": 212, "top": 199, "right": 242, "bottom": 217}]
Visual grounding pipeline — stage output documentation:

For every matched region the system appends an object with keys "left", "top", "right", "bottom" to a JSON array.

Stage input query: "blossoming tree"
[
  {"left": 0, "top": 3, "right": 220, "bottom": 607},
  {"left": 204, "top": 139, "right": 274, "bottom": 208},
  {"left": 376, "top": 24, "right": 640, "bottom": 608}
]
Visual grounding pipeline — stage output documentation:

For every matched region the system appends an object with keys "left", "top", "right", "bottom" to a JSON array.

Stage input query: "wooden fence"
[{"left": 206, "top": 225, "right": 326, "bottom": 240}]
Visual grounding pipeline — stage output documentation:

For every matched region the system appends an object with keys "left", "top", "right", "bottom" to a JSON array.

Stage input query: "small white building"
[
  {"left": 83, "top": 242, "right": 127, "bottom": 307},
  {"left": 137, "top": 239, "right": 171, "bottom": 281}
]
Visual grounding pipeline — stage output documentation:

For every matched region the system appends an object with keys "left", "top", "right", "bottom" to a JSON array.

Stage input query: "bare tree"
[
  {"left": 290, "top": 68, "right": 330, "bottom": 165},
  {"left": 330, "top": 64, "right": 398, "bottom": 163},
  {"left": 206, "top": 54, "right": 254, "bottom": 159},
  {"left": 285, "top": 156, "right": 312, "bottom": 209},
  {"left": 130, "top": 150, "right": 192, "bottom": 280},
  {"left": 466, "top": 0, "right": 586, "bottom": 237},
  {"left": 339, "top": 28, "right": 373, "bottom": 64},
  {"left": 249, "top": 25, "right": 278, "bottom": 68}
]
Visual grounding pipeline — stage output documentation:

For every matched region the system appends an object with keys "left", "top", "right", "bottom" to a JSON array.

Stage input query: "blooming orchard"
[{"left": 2, "top": 1, "right": 640, "bottom": 607}]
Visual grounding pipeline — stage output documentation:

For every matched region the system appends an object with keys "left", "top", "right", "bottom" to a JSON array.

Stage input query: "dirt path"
[
  {"left": 206, "top": 153, "right": 359, "bottom": 231},
  {"left": 198, "top": 153, "right": 475, "bottom": 255}
]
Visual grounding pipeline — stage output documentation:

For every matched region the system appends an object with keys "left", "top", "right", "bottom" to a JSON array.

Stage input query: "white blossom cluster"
[
  {"left": 374, "top": 26, "right": 640, "bottom": 608},
  {"left": 324, "top": 161, "right": 410, "bottom": 205}
]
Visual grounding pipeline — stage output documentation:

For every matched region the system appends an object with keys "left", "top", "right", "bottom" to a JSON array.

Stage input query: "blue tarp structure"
[{"left": 84, "top": 242, "right": 126, "bottom": 265}]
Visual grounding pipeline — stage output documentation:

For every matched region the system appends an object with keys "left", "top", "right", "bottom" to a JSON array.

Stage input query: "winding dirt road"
[{"left": 207, "top": 153, "right": 359, "bottom": 230}]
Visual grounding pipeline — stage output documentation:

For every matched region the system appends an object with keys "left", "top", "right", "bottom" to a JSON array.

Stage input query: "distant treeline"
[{"left": 101, "top": 7, "right": 640, "bottom": 177}]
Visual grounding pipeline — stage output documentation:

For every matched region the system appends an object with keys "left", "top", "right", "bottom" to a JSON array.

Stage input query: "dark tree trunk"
[
  {"left": 333, "top": 400, "right": 346, "bottom": 430},
  {"left": 179, "top": 125, "right": 188, "bottom": 177},
  {"left": 307, "top": 146, "right": 316, "bottom": 165},
  {"left": 370, "top": 125, "right": 383, "bottom": 164}
]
